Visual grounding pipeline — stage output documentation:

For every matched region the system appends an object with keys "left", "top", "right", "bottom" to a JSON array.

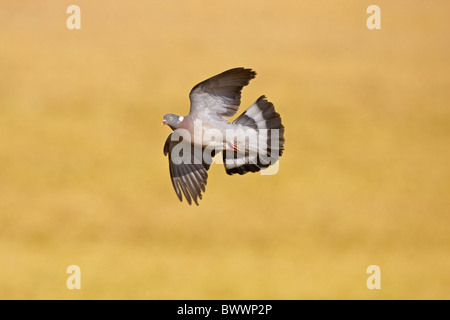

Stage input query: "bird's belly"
[{"left": 189, "top": 121, "right": 229, "bottom": 150}]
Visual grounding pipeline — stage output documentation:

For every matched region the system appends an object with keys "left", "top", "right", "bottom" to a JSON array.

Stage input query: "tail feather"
[{"left": 223, "top": 96, "right": 285, "bottom": 175}]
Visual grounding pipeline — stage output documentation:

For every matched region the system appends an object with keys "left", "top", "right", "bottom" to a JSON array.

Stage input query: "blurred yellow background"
[{"left": 0, "top": 0, "right": 449, "bottom": 299}]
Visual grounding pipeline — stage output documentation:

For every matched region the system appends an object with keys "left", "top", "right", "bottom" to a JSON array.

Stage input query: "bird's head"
[{"left": 162, "top": 114, "right": 183, "bottom": 131}]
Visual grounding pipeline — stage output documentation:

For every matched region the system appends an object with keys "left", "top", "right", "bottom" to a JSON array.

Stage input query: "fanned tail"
[{"left": 223, "top": 96, "right": 285, "bottom": 175}]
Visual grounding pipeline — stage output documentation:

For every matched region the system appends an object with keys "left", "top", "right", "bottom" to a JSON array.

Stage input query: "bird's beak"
[{"left": 161, "top": 119, "right": 167, "bottom": 125}]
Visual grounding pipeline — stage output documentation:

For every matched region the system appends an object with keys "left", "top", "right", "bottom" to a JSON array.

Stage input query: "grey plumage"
[
  {"left": 224, "top": 95, "right": 285, "bottom": 175},
  {"left": 163, "top": 134, "right": 215, "bottom": 205},
  {"left": 162, "top": 68, "right": 285, "bottom": 205},
  {"left": 189, "top": 68, "right": 256, "bottom": 122}
]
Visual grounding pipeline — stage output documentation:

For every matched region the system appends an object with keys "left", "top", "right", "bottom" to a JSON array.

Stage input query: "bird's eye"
[{"left": 169, "top": 117, "right": 173, "bottom": 121}]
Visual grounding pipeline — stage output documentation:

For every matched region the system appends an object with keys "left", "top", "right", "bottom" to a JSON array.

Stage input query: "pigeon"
[{"left": 162, "top": 67, "right": 285, "bottom": 205}]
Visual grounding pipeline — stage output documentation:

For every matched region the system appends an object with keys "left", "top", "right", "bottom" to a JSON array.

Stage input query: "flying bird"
[{"left": 162, "top": 68, "right": 285, "bottom": 205}]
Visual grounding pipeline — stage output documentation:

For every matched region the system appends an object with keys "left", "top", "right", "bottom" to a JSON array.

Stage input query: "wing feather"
[
  {"left": 163, "top": 133, "right": 215, "bottom": 205},
  {"left": 189, "top": 68, "right": 256, "bottom": 122}
]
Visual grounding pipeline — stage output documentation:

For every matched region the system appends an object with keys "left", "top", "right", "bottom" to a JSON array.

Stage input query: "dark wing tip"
[
  {"left": 225, "top": 67, "right": 257, "bottom": 84},
  {"left": 191, "top": 67, "right": 257, "bottom": 92}
]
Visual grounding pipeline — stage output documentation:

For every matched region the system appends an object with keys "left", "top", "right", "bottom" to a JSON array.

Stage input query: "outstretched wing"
[
  {"left": 163, "top": 133, "right": 217, "bottom": 205},
  {"left": 189, "top": 68, "right": 256, "bottom": 122}
]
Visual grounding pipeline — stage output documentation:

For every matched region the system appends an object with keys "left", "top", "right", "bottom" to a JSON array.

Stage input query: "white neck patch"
[{"left": 178, "top": 116, "right": 184, "bottom": 121}]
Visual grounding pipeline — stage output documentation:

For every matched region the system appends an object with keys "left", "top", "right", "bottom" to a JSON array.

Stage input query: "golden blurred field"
[{"left": 0, "top": 0, "right": 449, "bottom": 299}]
